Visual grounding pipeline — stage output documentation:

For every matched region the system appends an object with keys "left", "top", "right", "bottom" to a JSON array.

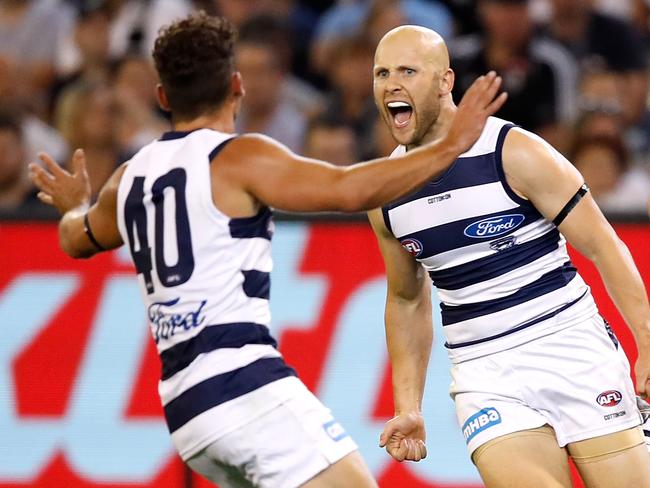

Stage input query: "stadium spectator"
[
  {"left": 320, "top": 35, "right": 378, "bottom": 158},
  {"left": 0, "top": 0, "right": 75, "bottom": 116},
  {"left": 112, "top": 55, "right": 169, "bottom": 158},
  {"left": 0, "top": 111, "right": 51, "bottom": 214},
  {"left": 450, "top": 0, "right": 578, "bottom": 150},
  {"left": 570, "top": 134, "right": 650, "bottom": 215},
  {"left": 54, "top": 81, "right": 121, "bottom": 197},
  {"left": 311, "top": 0, "right": 453, "bottom": 74},
  {"left": 57, "top": 0, "right": 193, "bottom": 75},
  {"left": 541, "top": 0, "right": 648, "bottom": 125},
  {"left": 303, "top": 114, "right": 359, "bottom": 165},
  {"left": 235, "top": 15, "right": 315, "bottom": 153},
  {"left": 50, "top": 4, "right": 112, "bottom": 116}
]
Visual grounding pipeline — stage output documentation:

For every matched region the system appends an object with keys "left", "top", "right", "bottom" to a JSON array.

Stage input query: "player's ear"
[
  {"left": 439, "top": 68, "right": 455, "bottom": 96},
  {"left": 156, "top": 84, "right": 171, "bottom": 112},
  {"left": 231, "top": 71, "right": 245, "bottom": 100}
]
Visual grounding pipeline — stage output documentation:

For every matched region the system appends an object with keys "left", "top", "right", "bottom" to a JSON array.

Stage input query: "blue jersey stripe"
[
  {"left": 242, "top": 270, "right": 270, "bottom": 299},
  {"left": 400, "top": 207, "right": 543, "bottom": 258},
  {"left": 430, "top": 229, "right": 560, "bottom": 290},
  {"left": 440, "top": 262, "right": 577, "bottom": 326},
  {"left": 427, "top": 152, "right": 501, "bottom": 193},
  {"left": 164, "top": 357, "right": 296, "bottom": 433},
  {"left": 160, "top": 322, "right": 277, "bottom": 380},
  {"left": 229, "top": 207, "right": 273, "bottom": 240},
  {"left": 445, "top": 290, "right": 587, "bottom": 349},
  {"left": 208, "top": 137, "right": 236, "bottom": 162}
]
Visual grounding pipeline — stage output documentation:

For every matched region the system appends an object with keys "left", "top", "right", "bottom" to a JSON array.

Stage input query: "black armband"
[
  {"left": 552, "top": 184, "right": 589, "bottom": 227},
  {"left": 83, "top": 212, "right": 106, "bottom": 251}
]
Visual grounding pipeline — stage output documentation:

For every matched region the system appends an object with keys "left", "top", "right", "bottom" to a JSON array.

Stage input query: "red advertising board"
[{"left": 0, "top": 221, "right": 648, "bottom": 488}]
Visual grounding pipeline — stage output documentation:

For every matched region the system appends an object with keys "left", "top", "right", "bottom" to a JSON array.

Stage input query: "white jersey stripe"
[{"left": 388, "top": 182, "right": 519, "bottom": 237}]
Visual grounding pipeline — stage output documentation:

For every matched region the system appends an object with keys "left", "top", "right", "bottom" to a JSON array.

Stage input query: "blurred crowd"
[{"left": 1, "top": 0, "right": 650, "bottom": 218}]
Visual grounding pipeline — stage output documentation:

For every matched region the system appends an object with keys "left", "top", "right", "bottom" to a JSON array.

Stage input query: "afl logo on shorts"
[
  {"left": 401, "top": 238, "right": 423, "bottom": 257},
  {"left": 464, "top": 214, "right": 525, "bottom": 239},
  {"left": 597, "top": 390, "right": 623, "bottom": 407}
]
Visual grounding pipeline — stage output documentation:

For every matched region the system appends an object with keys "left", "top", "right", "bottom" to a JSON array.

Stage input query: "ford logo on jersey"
[
  {"left": 597, "top": 390, "right": 623, "bottom": 407},
  {"left": 464, "top": 214, "right": 525, "bottom": 239}
]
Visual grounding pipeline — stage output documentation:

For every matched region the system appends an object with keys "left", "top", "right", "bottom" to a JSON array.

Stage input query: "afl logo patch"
[
  {"left": 597, "top": 390, "right": 623, "bottom": 407},
  {"left": 464, "top": 214, "right": 525, "bottom": 239},
  {"left": 401, "top": 238, "right": 423, "bottom": 257}
]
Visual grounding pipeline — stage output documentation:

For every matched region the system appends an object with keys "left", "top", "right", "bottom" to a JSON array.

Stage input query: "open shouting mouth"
[{"left": 387, "top": 101, "right": 413, "bottom": 128}]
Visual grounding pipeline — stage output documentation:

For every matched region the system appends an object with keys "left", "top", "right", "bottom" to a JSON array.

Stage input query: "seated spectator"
[
  {"left": 570, "top": 134, "right": 650, "bottom": 214},
  {"left": 0, "top": 111, "right": 54, "bottom": 216},
  {"left": 0, "top": 0, "right": 75, "bottom": 116},
  {"left": 112, "top": 55, "right": 169, "bottom": 158},
  {"left": 50, "top": 3, "right": 112, "bottom": 116},
  {"left": 311, "top": 0, "right": 453, "bottom": 74},
  {"left": 541, "top": 0, "right": 648, "bottom": 125},
  {"left": 450, "top": 0, "right": 577, "bottom": 150},
  {"left": 58, "top": 0, "right": 193, "bottom": 75},
  {"left": 303, "top": 115, "right": 359, "bottom": 165},
  {"left": 235, "top": 15, "right": 316, "bottom": 153},
  {"left": 54, "top": 81, "right": 121, "bottom": 197},
  {"left": 320, "top": 35, "right": 378, "bottom": 159}
]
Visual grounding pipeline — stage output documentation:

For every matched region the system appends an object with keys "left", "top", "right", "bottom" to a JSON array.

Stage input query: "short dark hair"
[
  {"left": 238, "top": 15, "right": 292, "bottom": 71},
  {"left": 152, "top": 12, "right": 237, "bottom": 121}
]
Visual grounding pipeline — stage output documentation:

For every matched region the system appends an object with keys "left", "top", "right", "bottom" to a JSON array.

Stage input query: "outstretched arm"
[
  {"left": 368, "top": 208, "right": 432, "bottom": 462},
  {"left": 215, "top": 73, "right": 506, "bottom": 213},
  {"left": 503, "top": 128, "right": 650, "bottom": 397},
  {"left": 29, "top": 149, "right": 124, "bottom": 258}
]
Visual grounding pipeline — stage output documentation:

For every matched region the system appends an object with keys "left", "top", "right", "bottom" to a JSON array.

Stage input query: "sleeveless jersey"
[
  {"left": 382, "top": 117, "right": 597, "bottom": 363},
  {"left": 116, "top": 129, "right": 297, "bottom": 460}
]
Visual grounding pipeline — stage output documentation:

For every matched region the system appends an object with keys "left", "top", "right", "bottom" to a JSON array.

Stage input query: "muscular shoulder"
[{"left": 501, "top": 128, "right": 584, "bottom": 216}]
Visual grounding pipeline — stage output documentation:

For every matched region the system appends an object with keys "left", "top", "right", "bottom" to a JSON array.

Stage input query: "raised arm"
[
  {"left": 368, "top": 208, "right": 432, "bottom": 463},
  {"left": 215, "top": 72, "right": 506, "bottom": 213},
  {"left": 503, "top": 128, "right": 650, "bottom": 397},
  {"left": 29, "top": 149, "right": 124, "bottom": 258}
]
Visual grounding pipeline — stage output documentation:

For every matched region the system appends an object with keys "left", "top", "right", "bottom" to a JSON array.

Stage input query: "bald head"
[
  {"left": 375, "top": 25, "right": 449, "bottom": 71},
  {"left": 372, "top": 25, "right": 455, "bottom": 148}
]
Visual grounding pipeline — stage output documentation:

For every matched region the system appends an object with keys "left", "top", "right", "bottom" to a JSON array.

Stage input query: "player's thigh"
[
  {"left": 473, "top": 425, "right": 572, "bottom": 488},
  {"left": 186, "top": 452, "right": 253, "bottom": 488},
  {"left": 568, "top": 426, "right": 650, "bottom": 488},
  {"left": 300, "top": 450, "right": 377, "bottom": 488}
]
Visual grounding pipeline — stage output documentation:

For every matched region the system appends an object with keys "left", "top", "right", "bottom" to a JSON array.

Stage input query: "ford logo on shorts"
[
  {"left": 464, "top": 214, "right": 525, "bottom": 239},
  {"left": 597, "top": 390, "right": 623, "bottom": 407}
]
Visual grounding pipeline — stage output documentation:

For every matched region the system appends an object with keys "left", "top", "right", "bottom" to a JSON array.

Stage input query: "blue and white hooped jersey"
[
  {"left": 382, "top": 117, "right": 597, "bottom": 363},
  {"left": 116, "top": 129, "right": 296, "bottom": 460}
]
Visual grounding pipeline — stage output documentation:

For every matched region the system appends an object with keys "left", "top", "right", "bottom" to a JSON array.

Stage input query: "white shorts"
[
  {"left": 451, "top": 314, "right": 642, "bottom": 457},
  {"left": 186, "top": 379, "right": 358, "bottom": 488}
]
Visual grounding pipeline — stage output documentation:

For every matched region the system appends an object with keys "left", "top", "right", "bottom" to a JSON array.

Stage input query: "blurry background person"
[
  {"left": 319, "top": 35, "right": 378, "bottom": 159},
  {"left": 112, "top": 55, "right": 169, "bottom": 158},
  {"left": 235, "top": 15, "right": 315, "bottom": 153},
  {"left": 311, "top": 0, "right": 453, "bottom": 74},
  {"left": 0, "top": 111, "right": 54, "bottom": 215},
  {"left": 540, "top": 0, "right": 648, "bottom": 126},
  {"left": 303, "top": 114, "right": 359, "bottom": 165},
  {"left": 450, "top": 0, "right": 578, "bottom": 151},
  {"left": 570, "top": 134, "right": 650, "bottom": 215},
  {"left": 54, "top": 81, "right": 121, "bottom": 198}
]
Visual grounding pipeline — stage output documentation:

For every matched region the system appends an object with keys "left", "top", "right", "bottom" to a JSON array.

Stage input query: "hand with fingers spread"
[
  {"left": 445, "top": 71, "right": 507, "bottom": 154},
  {"left": 29, "top": 149, "right": 92, "bottom": 215},
  {"left": 379, "top": 411, "right": 428, "bottom": 463}
]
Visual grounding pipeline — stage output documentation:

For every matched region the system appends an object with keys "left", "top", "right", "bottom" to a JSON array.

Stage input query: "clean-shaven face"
[{"left": 373, "top": 26, "right": 450, "bottom": 147}]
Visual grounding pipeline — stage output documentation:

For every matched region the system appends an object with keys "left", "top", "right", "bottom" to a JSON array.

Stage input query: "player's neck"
[
  {"left": 172, "top": 106, "right": 237, "bottom": 134},
  {"left": 407, "top": 99, "right": 457, "bottom": 151}
]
